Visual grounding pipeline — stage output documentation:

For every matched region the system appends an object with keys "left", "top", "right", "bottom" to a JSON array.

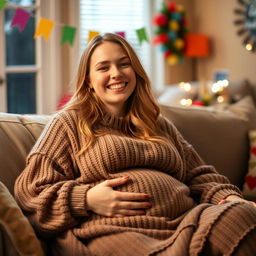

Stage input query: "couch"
[{"left": 0, "top": 84, "right": 256, "bottom": 254}]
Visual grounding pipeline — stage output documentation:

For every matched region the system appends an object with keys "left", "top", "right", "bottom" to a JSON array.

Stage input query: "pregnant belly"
[{"left": 110, "top": 169, "right": 196, "bottom": 219}]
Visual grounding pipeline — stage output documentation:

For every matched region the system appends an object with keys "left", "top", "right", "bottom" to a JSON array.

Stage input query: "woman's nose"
[{"left": 110, "top": 66, "right": 123, "bottom": 79}]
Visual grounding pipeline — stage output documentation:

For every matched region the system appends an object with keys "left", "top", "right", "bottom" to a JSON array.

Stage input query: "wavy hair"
[{"left": 65, "top": 33, "right": 164, "bottom": 154}]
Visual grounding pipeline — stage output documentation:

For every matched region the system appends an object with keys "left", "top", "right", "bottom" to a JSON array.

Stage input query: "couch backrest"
[
  {"left": 160, "top": 96, "right": 256, "bottom": 189},
  {"left": 0, "top": 113, "right": 50, "bottom": 195}
]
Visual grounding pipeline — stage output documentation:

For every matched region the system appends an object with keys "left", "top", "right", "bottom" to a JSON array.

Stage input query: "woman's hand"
[
  {"left": 86, "top": 176, "right": 152, "bottom": 217},
  {"left": 218, "top": 195, "right": 256, "bottom": 208}
]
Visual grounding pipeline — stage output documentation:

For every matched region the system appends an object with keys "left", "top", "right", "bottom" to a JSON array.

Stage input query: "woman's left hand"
[{"left": 218, "top": 195, "right": 256, "bottom": 208}]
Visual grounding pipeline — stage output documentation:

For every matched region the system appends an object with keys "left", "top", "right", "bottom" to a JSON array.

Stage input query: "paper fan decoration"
[
  {"left": 153, "top": 1, "right": 188, "bottom": 65},
  {"left": 234, "top": 0, "right": 256, "bottom": 52}
]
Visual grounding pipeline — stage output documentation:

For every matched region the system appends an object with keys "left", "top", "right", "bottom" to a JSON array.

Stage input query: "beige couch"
[{"left": 0, "top": 92, "right": 256, "bottom": 254}]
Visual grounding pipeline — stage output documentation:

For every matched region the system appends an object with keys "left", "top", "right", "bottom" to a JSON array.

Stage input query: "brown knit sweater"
[{"left": 14, "top": 110, "right": 242, "bottom": 253}]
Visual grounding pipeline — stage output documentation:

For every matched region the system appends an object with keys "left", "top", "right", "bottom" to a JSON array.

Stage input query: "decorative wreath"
[
  {"left": 234, "top": 0, "right": 256, "bottom": 52},
  {"left": 153, "top": 1, "right": 188, "bottom": 65}
]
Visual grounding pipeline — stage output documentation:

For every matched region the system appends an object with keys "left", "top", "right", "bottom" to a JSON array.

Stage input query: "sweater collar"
[{"left": 100, "top": 112, "right": 126, "bottom": 130}]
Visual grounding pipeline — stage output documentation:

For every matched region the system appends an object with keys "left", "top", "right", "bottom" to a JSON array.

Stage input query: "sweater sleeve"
[
  {"left": 158, "top": 115, "right": 242, "bottom": 204},
  {"left": 14, "top": 112, "right": 92, "bottom": 235}
]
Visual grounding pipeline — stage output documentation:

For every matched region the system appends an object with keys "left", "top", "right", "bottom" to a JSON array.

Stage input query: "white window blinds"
[{"left": 79, "top": 0, "right": 151, "bottom": 74}]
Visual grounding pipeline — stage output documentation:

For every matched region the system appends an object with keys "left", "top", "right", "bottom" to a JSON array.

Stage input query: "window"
[
  {"left": 79, "top": 0, "right": 152, "bottom": 81},
  {"left": 0, "top": 0, "right": 62, "bottom": 114},
  {"left": 0, "top": 0, "right": 37, "bottom": 114}
]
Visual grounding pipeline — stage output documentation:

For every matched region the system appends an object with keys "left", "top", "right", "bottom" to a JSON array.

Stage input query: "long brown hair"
[{"left": 65, "top": 33, "right": 163, "bottom": 154}]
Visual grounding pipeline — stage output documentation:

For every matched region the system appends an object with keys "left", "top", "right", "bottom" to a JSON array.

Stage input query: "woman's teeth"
[{"left": 107, "top": 83, "right": 126, "bottom": 89}]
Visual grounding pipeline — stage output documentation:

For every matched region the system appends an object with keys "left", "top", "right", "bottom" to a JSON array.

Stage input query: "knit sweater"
[{"left": 14, "top": 110, "right": 242, "bottom": 252}]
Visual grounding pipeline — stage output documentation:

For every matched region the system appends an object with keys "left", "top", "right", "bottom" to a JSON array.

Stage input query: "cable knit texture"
[{"left": 14, "top": 110, "right": 256, "bottom": 256}]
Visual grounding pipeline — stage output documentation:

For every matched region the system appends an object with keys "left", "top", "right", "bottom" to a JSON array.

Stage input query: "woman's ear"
[{"left": 86, "top": 77, "right": 91, "bottom": 88}]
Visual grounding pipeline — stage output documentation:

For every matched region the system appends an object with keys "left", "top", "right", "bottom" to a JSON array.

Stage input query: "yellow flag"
[
  {"left": 34, "top": 18, "right": 54, "bottom": 41},
  {"left": 88, "top": 31, "right": 100, "bottom": 42}
]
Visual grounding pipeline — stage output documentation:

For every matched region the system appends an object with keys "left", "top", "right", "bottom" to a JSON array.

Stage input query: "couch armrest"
[
  {"left": 0, "top": 182, "right": 44, "bottom": 256},
  {"left": 0, "top": 224, "right": 19, "bottom": 256}
]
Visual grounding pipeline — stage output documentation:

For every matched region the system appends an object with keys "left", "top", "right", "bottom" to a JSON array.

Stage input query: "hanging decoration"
[
  {"left": 11, "top": 8, "right": 31, "bottom": 32},
  {"left": 61, "top": 25, "right": 77, "bottom": 46},
  {"left": 136, "top": 27, "right": 149, "bottom": 45},
  {"left": 152, "top": 1, "right": 188, "bottom": 65},
  {"left": 0, "top": 3, "right": 150, "bottom": 47},
  {"left": 234, "top": 0, "right": 256, "bottom": 53},
  {"left": 34, "top": 18, "right": 54, "bottom": 41},
  {"left": 0, "top": 0, "right": 7, "bottom": 11}
]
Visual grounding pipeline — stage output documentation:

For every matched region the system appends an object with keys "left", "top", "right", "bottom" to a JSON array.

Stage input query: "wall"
[{"left": 165, "top": 0, "right": 256, "bottom": 85}]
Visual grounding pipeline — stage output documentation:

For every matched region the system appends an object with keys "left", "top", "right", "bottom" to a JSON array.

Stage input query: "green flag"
[
  {"left": 136, "top": 27, "right": 149, "bottom": 45},
  {"left": 61, "top": 25, "right": 76, "bottom": 46},
  {"left": 0, "top": 0, "right": 7, "bottom": 11}
]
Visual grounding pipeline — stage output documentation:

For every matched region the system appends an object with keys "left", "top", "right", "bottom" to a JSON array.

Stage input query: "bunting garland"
[
  {"left": 0, "top": 3, "right": 149, "bottom": 47},
  {"left": 0, "top": 0, "right": 7, "bottom": 11}
]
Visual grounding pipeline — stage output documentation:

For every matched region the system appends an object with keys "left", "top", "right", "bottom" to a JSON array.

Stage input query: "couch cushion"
[
  {"left": 242, "top": 130, "right": 256, "bottom": 200},
  {"left": 0, "top": 181, "right": 44, "bottom": 255},
  {"left": 0, "top": 113, "right": 50, "bottom": 194},
  {"left": 160, "top": 96, "right": 256, "bottom": 189}
]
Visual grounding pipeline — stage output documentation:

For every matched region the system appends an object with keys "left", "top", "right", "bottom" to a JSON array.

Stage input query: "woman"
[{"left": 15, "top": 33, "right": 256, "bottom": 256}]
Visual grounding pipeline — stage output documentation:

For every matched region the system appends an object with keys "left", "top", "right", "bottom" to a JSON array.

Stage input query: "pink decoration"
[
  {"left": 246, "top": 175, "right": 256, "bottom": 190},
  {"left": 164, "top": 50, "right": 171, "bottom": 58},
  {"left": 153, "top": 14, "right": 168, "bottom": 26},
  {"left": 115, "top": 32, "right": 126, "bottom": 38},
  {"left": 57, "top": 94, "right": 72, "bottom": 110},
  {"left": 152, "top": 34, "right": 169, "bottom": 45},
  {"left": 11, "top": 8, "right": 31, "bottom": 32},
  {"left": 167, "top": 2, "right": 176, "bottom": 12},
  {"left": 251, "top": 146, "right": 256, "bottom": 156},
  {"left": 192, "top": 100, "right": 204, "bottom": 106}
]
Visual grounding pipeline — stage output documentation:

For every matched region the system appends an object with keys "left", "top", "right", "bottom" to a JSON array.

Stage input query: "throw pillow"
[
  {"left": 228, "top": 79, "right": 256, "bottom": 105},
  {"left": 159, "top": 96, "right": 256, "bottom": 189},
  {"left": 0, "top": 181, "right": 44, "bottom": 256},
  {"left": 243, "top": 130, "right": 256, "bottom": 200}
]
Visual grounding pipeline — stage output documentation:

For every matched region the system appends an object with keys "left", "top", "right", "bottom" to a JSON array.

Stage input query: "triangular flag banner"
[
  {"left": 11, "top": 8, "right": 31, "bottom": 32},
  {"left": 61, "top": 25, "right": 76, "bottom": 46},
  {"left": 115, "top": 32, "right": 126, "bottom": 38},
  {"left": 136, "top": 27, "right": 149, "bottom": 45},
  {"left": 34, "top": 18, "right": 54, "bottom": 41},
  {"left": 0, "top": 0, "right": 7, "bottom": 11},
  {"left": 88, "top": 31, "right": 100, "bottom": 42}
]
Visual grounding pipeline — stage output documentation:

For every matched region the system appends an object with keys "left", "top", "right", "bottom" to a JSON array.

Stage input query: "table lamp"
[{"left": 185, "top": 33, "right": 210, "bottom": 79}]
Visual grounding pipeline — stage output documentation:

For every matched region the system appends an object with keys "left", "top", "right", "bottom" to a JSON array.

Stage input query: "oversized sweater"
[{"left": 14, "top": 110, "right": 242, "bottom": 253}]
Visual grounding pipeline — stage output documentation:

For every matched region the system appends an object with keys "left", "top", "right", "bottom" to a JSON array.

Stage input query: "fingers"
[
  {"left": 111, "top": 209, "right": 146, "bottom": 217},
  {"left": 218, "top": 200, "right": 227, "bottom": 205},
  {"left": 114, "top": 191, "right": 150, "bottom": 201},
  {"left": 103, "top": 176, "right": 130, "bottom": 187},
  {"left": 115, "top": 201, "right": 152, "bottom": 210}
]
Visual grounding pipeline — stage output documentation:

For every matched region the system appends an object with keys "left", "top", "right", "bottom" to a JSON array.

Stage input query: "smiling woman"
[{"left": 88, "top": 41, "right": 136, "bottom": 116}]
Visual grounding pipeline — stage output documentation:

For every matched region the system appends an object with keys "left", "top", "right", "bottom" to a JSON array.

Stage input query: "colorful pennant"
[
  {"left": 136, "top": 27, "right": 149, "bottom": 45},
  {"left": 115, "top": 32, "right": 126, "bottom": 38},
  {"left": 88, "top": 31, "right": 100, "bottom": 42},
  {"left": 11, "top": 8, "right": 31, "bottom": 32},
  {"left": 61, "top": 25, "right": 76, "bottom": 46},
  {"left": 0, "top": 0, "right": 7, "bottom": 12},
  {"left": 34, "top": 18, "right": 54, "bottom": 41}
]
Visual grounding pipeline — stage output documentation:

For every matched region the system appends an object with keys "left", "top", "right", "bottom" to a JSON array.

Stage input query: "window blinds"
[{"left": 79, "top": 0, "right": 150, "bottom": 70}]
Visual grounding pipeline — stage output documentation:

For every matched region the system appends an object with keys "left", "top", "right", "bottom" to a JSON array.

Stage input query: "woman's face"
[{"left": 88, "top": 41, "right": 136, "bottom": 116}]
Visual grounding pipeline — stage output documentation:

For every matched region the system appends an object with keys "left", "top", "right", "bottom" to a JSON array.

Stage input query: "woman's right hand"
[{"left": 86, "top": 176, "right": 151, "bottom": 217}]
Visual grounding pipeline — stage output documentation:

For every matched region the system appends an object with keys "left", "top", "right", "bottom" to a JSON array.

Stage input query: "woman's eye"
[
  {"left": 120, "top": 62, "right": 130, "bottom": 67},
  {"left": 98, "top": 66, "right": 108, "bottom": 71}
]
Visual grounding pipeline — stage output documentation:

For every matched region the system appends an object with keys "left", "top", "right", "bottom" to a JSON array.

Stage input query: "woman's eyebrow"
[{"left": 95, "top": 56, "right": 130, "bottom": 67}]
